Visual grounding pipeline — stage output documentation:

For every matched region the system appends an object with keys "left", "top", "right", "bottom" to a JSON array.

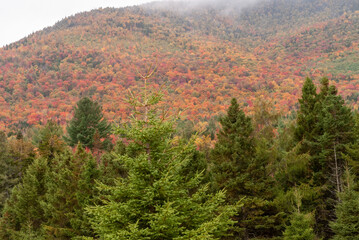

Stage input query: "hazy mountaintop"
[
  {"left": 0, "top": 0, "right": 359, "bottom": 130},
  {"left": 33, "top": 0, "right": 359, "bottom": 42}
]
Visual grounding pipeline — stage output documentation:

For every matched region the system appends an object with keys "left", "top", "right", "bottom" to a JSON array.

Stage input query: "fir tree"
[
  {"left": 65, "top": 97, "right": 112, "bottom": 150},
  {"left": 211, "top": 98, "right": 284, "bottom": 239},
  {"left": 35, "top": 120, "right": 66, "bottom": 159},
  {"left": 313, "top": 84, "right": 355, "bottom": 238},
  {"left": 283, "top": 213, "right": 316, "bottom": 240},
  {"left": 0, "top": 131, "right": 35, "bottom": 212},
  {"left": 330, "top": 169, "right": 359, "bottom": 239},
  {"left": 0, "top": 131, "right": 12, "bottom": 211},
  {"left": 87, "top": 71, "right": 237, "bottom": 239},
  {"left": 294, "top": 77, "right": 356, "bottom": 238},
  {"left": 0, "top": 158, "right": 48, "bottom": 239},
  {"left": 41, "top": 145, "right": 98, "bottom": 239},
  {"left": 283, "top": 187, "right": 316, "bottom": 240},
  {"left": 294, "top": 77, "right": 318, "bottom": 151},
  {"left": 211, "top": 98, "right": 254, "bottom": 202}
]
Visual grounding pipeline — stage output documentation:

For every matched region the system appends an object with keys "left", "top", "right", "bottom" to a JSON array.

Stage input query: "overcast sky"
[{"left": 0, "top": 0, "right": 155, "bottom": 47}]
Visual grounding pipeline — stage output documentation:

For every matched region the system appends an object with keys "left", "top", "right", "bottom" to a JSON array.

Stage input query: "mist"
[{"left": 144, "top": 0, "right": 265, "bottom": 15}]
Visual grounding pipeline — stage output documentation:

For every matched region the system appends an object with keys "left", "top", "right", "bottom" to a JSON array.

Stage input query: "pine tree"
[
  {"left": 283, "top": 188, "right": 316, "bottom": 240},
  {"left": 211, "top": 98, "right": 254, "bottom": 202},
  {"left": 294, "top": 77, "right": 318, "bottom": 149},
  {"left": 86, "top": 72, "right": 237, "bottom": 239},
  {"left": 0, "top": 158, "right": 48, "bottom": 239},
  {"left": 65, "top": 97, "right": 111, "bottom": 150},
  {"left": 41, "top": 145, "right": 98, "bottom": 239},
  {"left": 294, "top": 77, "right": 356, "bottom": 238},
  {"left": 211, "top": 98, "right": 284, "bottom": 239},
  {"left": 0, "top": 131, "right": 12, "bottom": 211},
  {"left": 283, "top": 213, "right": 316, "bottom": 240},
  {"left": 35, "top": 120, "right": 66, "bottom": 159},
  {"left": 330, "top": 170, "right": 359, "bottom": 239},
  {"left": 0, "top": 131, "right": 35, "bottom": 212}
]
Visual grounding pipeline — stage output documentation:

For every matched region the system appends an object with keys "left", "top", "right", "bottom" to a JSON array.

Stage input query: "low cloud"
[{"left": 145, "top": 0, "right": 264, "bottom": 15}]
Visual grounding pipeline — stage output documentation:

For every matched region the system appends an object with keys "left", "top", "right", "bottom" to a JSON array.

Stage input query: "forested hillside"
[
  {"left": 1, "top": 0, "right": 359, "bottom": 239},
  {"left": 0, "top": 0, "right": 359, "bottom": 132}
]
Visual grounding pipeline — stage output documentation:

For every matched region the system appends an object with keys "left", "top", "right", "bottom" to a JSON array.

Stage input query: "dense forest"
[
  {"left": 1, "top": 0, "right": 359, "bottom": 239},
  {"left": 1, "top": 75, "right": 359, "bottom": 239}
]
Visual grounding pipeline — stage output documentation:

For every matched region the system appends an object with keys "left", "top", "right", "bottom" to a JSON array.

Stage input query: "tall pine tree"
[
  {"left": 86, "top": 73, "right": 237, "bottom": 239},
  {"left": 294, "top": 77, "right": 318, "bottom": 153},
  {"left": 211, "top": 98, "right": 255, "bottom": 202},
  {"left": 294, "top": 77, "right": 355, "bottom": 238},
  {"left": 330, "top": 169, "right": 359, "bottom": 239},
  {"left": 65, "top": 97, "right": 112, "bottom": 150},
  {"left": 211, "top": 98, "right": 284, "bottom": 239}
]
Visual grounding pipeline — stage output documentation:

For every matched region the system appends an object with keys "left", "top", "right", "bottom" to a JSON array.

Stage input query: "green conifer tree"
[
  {"left": 41, "top": 145, "right": 98, "bottom": 239},
  {"left": 0, "top": 131, "right": 13, "bottom": 211},
  {"left": 211, "top": 98, "right": 284, "bottom": 239},
  {"left": 330, "top": 170, "right": 359, "bottom": 239},
  {"left": 0, "top": 158, "right": 48, "bottom": 239},
  {"left": 211, "top": 98, "right": 254, "bottom": 202},
  {"left": 283, "top": 213, "right": 316, "bottom": 240},
  {"left": 313, "top": 84, "right": 355, "bottom": 238},
  {"left": 35, "top": 120, "right": 66, "bottom": 159},
  {"left": 283, "top": 188, "right": 316, "bottom": 240},
  {"left": 294, "top": 77, "right": 356, "bottom": 238},
  {"left": 87, "top": 73, "right": 237, "bottom": 239},
  {"left": 65, "top": 97, "right": 111, "bottom": 150},
  {"left": 294, "top": 77, "right": 318, "bottom": 153}
]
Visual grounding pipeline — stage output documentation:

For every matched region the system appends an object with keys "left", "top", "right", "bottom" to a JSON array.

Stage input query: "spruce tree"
[
  {"left": 330, "top": 170, "right": 359, "bottom": 239},
  {"left": 313, "top": 84, "right": 355, "bottom": 238},
  {"left": 65, "top": 97, "right": 111, "bottom": 150},
  {"left": 211, "top": 98, "right": 254, "bottom": 202},
  {"left": 35, "top": 120, "right": 66, "bottom": 159},
  {"left": 211, "top": 98, "right": 283, "bottom": 239},
  {"left": 294, "top": 77, "right": 318, "bottom": 153},
  {"left": 41, "top": 145, "right": 98, "bottom": 239},
  {"left": 86, "top": 76, "right": 237, "bottom": 239},
  {"left": 294, "top": 77, "right": 356, "bottom": 238},
  {"left": 283, "top": 187, "right": 316, "bottom": 240},
  {"left": 283, "top": 213, "right": 316, "bottom": 240},
  {"left": 0, "top": 131, "right": 12, "bottom": 211},
  {"left": 0, "top": 131, "right": 35, "bottom": 212},
  {"left": 0, "top": 158, "right": 48, "bottom": 239}
]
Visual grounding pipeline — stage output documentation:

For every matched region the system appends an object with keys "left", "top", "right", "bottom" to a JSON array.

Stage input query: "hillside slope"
[{"left": 0, "top": 0, "right": 358, "bottom": 130}]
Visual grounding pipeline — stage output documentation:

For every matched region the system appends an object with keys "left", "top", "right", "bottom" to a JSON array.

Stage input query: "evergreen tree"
[
  {"left": 211, "top": 98, "right": 284, "bottom": 239},
  {"left": 313, "top": 84, "right": 355, "bottom": 238},
  {"left": 294, "top": 77, "right": 356, "bottom": 238},
  {"left": 294, "top": 77, "right": 318, "bottom": 151},
  {"left": 330, "top": 170, "right": 359, "bottom": 239},
  {"left": 87, "top": 77, "right": 237, "bottom": 239},
  {"left": 65, "top": 97, "right": 112, "bottom": 150},
  {"left": 283, "top": 213, "right": 316, "bottom": 240},
  {"left": 41, "top": 145, "right": 98, "bottom": 239},
  {"left": 283, "top": 187, "right": 316, "bottom": 240},
  {"left": 0, "top": 131, "right": 13, "bottom": 211},
  {"left": 0, "top": 144, "right": 99, "bottom": 239},
  {"left": 0, "top": 131, "right": 35, "bottom": 212},
  {"left": 211, "top": 98, "right": 254, "bottom": 202},
  {"left": 0, "top": 158, "right": 48, "bottom": 239},
  {"left": 74, "top": 146, "right": 101, "bottom": 237},
  {"left": 36, "top": 120, "right": 66, "bottom": 159}
]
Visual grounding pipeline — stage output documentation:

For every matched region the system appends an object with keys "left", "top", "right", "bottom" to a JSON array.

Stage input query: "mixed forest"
[
  {"left": 1, "top": 75, "right": 359, "bottom": 239},
  {"left": 1, "top": 0, "right": 359, "bottom": 239}
]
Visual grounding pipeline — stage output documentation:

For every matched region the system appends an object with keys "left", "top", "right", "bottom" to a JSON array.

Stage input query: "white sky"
[{"left": 0, "top": 0, "right": 155, "bottom": 47}]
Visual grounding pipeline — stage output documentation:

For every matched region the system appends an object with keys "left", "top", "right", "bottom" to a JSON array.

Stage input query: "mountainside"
[{"left": 1, "top": 0, "right": 359, "bottom": 131}]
